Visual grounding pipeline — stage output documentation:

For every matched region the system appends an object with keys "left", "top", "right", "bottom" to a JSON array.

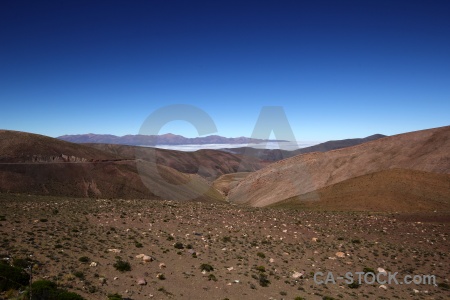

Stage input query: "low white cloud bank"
[{"left": 151, "top": 141, "right": 321, "bottom": 152}]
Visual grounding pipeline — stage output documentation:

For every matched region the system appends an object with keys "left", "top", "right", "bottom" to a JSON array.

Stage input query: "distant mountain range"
[{"left": 57, "top": 133, "right": 287, "bottom": 146}]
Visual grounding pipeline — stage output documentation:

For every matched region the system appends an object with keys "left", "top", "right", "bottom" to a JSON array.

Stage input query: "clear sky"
[{"left": 1, "top": 0, "right": 449, "bottom": 141}]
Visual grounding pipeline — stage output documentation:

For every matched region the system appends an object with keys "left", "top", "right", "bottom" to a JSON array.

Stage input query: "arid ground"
[{"left": 1, "top": 194, "right": 449, "bottom": 300}]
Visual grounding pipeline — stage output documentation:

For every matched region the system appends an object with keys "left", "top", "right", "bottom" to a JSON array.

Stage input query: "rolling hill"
[
  {"left": 0, "top": 130, "right": 224, "bottom": 202},
  {"left": 269, "top": 169, "right": 450, "bottom": 211},
  {"left": 0, "top": 130, "right": 120, "bottom": 163},
  {"left": 227, "top": 126, "right": 450, "bottom": 210},
  {"left": 221, "top": 134, "right": 386, "bottom": 161}
]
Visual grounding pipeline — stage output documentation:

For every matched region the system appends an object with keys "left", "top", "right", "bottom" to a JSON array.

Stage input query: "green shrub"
[
  {"left": 0, "top": 263, "right": 30, "bottom": 291},
  {"left": 157, "top": 273, "right": 166, "bottom": 280},
  {"left": 73, "top": 271, "right": 84, "bottom": 279},
  {"left": 78, "top": 256, "right": 89, "bottom": 263},
  {"left": 257, "top": 252, "right": 265, "bottom": 259},
  {"left": 28, "top": 280, "right": 85, "bottom": 300},
  {"left": 348, "top": 281, "right": 360, "bottom": 289},
  {"left": 174, "top": 242, "right": 184, "bottom": 249},
  {"left": 258, "top": 273, "right": 270, "bottom": 287},
  {"left": 113, "top": 260, "right": 131, "bottom": 272},
  {"left": 13, "top": 258, "right": 31, "bottom": 269},
  {"left": 107, "top": 293, "right": 123, "bottom": 300},
  {"left": 208, "top": 274, "right": 217, "bottom": 281},
  {"left": 438, "top": 282, "right": 450, "bottom": 290},
  {"left": 222, "top": 236, "right": 231, "bottom": 243},
  {"left": 255, "top": 266, "right": 266, "bottom": 272},
  {"left": 58, "top": 291, "right": 85, "bottom": 300},
  {"left": 200, "top": 263, "right": 214, "bottom": 272}
]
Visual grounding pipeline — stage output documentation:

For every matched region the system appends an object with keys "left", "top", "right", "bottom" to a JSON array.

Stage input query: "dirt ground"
[{"left": 1, "top": 193, "right": 449, "bottom": 300}]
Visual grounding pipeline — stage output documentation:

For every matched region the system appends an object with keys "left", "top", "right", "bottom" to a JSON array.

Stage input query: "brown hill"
[
  {"left": 270, "top": 169, "right": 450, "bottom": 211},
  {"left": 85, "top": 143, "right": 268, "bottom": 179},
  {"left": 0, "top": 130, "right": 120, "bottom": 163},
  {"left": 222, "top": 134, "right": 386, "bottom": 161},
  {"left": 0, "top": 160, "right": 224, "bottom": 202},
  {"left": 227, "top": 126, "right": 450, "bottom": 208},
  {"left": 0, "top": 130, "right": 224, "bottom": 202}
]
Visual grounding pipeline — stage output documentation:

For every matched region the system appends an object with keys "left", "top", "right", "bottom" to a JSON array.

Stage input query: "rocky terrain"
[
  {"left": 0, "top": 194, "right": 449, "bottom": 300},
  {"left": 0, "top": 126, "right": 449, "bottom": 299}
]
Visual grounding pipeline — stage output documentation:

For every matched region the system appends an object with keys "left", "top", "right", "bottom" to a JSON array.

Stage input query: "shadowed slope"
[
  {"left": 86, "top": 143, "right": 269, "bottom": 179},
  {"left": 0, "top": 160, "right": 224, "bottom": 202},
  {"left": 228, "top": 126, "right": 450, "bottom": 207}
]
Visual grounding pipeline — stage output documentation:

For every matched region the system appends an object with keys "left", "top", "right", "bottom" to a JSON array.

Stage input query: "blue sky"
[{"left": 1, "top": 0, "right": 449, "bottom": 141}]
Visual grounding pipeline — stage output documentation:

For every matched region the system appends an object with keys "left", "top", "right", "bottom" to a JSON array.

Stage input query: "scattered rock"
[
  {"left": 377, "top": 267, "right": 387, "bottom": 275},
  {"left": 335, "top": 252, "right": 346, "bottom": 258},
  {"left": 292, "top": 271, "right": 304, "bottom": 279},
  {"left": 142, "top": 255, "right": 152, "bottom": 262},
  {"left": 136, "top": 253, "right": 152, "bottom": 262},
  {"left": 137, "top": 278, "right": 147, "bottom": 285}
]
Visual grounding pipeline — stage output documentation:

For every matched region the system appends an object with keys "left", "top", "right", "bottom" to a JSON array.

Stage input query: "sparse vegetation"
[
  {"left": 0, "top": 194, "right": 449, "bottom": 299},
  {"left": 208, "top": 274, "right": 217, "bottom": 281},
  {"left": 0, "top": 263, "right": 30, "bottom": 291},
  {"left": 174, "top": 242, "right": 184, "bottom": 249},
  {"left": 113, "top": 259, "right": 131, "bottom": 272},
  {"left": 28, "top": 280, "right": 85, "bottom": 300},
  {"left": 78, "top": 256, "right": 89, "bottom": 263},
  {"left": 107, "top": 293, "right": 123, "bottom": 300},
  {"left": 258, "top": 273, "right": 270, "bottom": 287},
  {"left": 200, "top": 263, "right": 214, "bottom": 272}
]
